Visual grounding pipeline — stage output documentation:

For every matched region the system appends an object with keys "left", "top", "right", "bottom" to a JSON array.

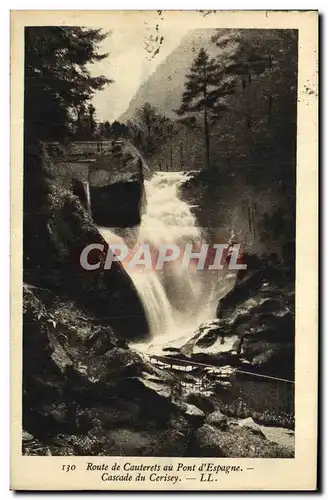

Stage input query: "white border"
[{"left": 4, "top": 3, "right": 323, "bottom": 498}]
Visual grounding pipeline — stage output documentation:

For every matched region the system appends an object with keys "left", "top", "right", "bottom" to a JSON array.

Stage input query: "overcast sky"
[{"left": 90, "top": 19, "right": 190, "bottom": 123}]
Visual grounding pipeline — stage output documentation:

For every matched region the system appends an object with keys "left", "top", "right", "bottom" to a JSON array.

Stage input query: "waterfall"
[
  {"left": 83, "top": 180, "right": 92, "bottom": 217},
  {"left": 100, "top": 171, "right": 225, "bottom": 353}
]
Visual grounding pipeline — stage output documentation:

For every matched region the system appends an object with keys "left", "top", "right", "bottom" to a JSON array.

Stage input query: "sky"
[{"left": 89, "top": 17, "right": 190, "bottom": 123}]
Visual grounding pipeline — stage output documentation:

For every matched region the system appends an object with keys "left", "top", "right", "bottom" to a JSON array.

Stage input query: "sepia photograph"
[{"left": 11, "top": 9, "right": 318, "bottom": 491}]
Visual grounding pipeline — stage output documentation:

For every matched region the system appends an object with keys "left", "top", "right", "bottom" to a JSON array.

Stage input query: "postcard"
[{"left": 10, "top": 9, "right": 318, "bottom": 491}]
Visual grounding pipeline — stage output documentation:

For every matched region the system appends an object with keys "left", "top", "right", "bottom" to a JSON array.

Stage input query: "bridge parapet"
[{"left": 44, "top": 140, "right": 120, "bottom": 162}]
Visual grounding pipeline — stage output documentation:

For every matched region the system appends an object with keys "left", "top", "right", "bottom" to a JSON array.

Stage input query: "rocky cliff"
[
  {"left": 24, "top": 144, "right": 149, "bottom": 340},
  {"left": 176, "top": 258, "right": 295, "bottom": 378}
]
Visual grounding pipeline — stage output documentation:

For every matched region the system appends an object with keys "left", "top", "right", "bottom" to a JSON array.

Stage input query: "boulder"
[
  {"left": 185, "top": 391, "right": 217, "bottom": 414},
  {"left": 238, "top": 417, "right": 266, "bottom": 437},
  {"left": 90, "top": 179, "right": 145, "bottom": 227},
  {"left": 180, "top": 404, "right": 205, "bottom": 426},
  {"left": 178, "top": 318, "right": 240, "bottom": 366},
  {"left": 206, "top": 410, "right": 229, "bottom": 430}
]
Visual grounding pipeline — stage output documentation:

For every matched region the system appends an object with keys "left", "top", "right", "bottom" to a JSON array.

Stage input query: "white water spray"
[{"left": 100, "top": 171, "right": 229, "bottom": 353}]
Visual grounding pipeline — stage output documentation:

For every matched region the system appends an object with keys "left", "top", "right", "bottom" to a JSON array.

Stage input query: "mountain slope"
[{"left": 119, "top": 29, "right": 217, "bottom": 121}]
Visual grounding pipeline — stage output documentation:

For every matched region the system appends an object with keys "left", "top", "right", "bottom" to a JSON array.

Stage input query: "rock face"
[
  {"left": 24, "top": 147, "right": 149, "bottom": 341},
  {"left": 23, "top": 284, "right": 193, "bottom": 456},
  {"left": 217, "top": 262, "right": 295, "bottom": 379},
  {"left": 88, "top": 140, "right": 148, "bottom": 227},
  {"left": 175, "top": 260, "right": 294, "bottom": 380},
  {"left": 90, "top": 178, "right": 145, "bottom": 227}
]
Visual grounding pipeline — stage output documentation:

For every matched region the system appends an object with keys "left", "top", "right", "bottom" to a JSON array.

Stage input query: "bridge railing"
[{"left": 45, "top": 140, "right": 115, "bottom": 157}]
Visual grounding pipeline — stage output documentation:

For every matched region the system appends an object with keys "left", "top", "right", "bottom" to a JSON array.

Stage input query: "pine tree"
[
  {"left": 175, "top": 48, "right": 234, "bottom": 169},
  {"left": 25, "top": 27, "right": 112, "bottom": 143}
]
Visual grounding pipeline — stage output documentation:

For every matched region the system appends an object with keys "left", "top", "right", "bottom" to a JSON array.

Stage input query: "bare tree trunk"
[
  {"left": 204, "top": 107, "right": 210, "bottom": 169},
  {"left": 179, "top": 142, "right": 184, "bottom": 169},
  {"left": 203, "top": 66, "right": 210, "bottom": 170},
  {"left": 268, "top": 51, "right": 273, "bottom": 127}
]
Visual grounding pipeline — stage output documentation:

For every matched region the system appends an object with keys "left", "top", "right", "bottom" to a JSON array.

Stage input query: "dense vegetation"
[
  {"left": 24, "top": 27, "right": 111, "bottom": 272},
  {"left": 25, "top": 26, "right": 110, "bottom": 144}
]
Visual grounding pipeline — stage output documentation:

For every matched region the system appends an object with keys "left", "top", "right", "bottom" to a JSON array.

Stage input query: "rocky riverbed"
[{"left": 159, "top": 259, "right": 295, "bottom": 380}]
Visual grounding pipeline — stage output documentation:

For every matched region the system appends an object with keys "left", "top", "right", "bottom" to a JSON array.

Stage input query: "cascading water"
[{"left": 100, "top": 171, "right": 227, "bottom": 353}]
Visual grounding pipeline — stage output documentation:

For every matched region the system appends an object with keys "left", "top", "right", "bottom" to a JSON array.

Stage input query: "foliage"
[
  {"left": 110, "top": 120, "right": 130, "bottom": 139},
  {"left": 210, "top": 29, "right": 298, "bottom": 175},
  {"left": 176, "top": 48, "right": 233, "bottom": 121},
  {"left": 127, "top": 103, "right": 175, "bottom": 158},
  {"left": 24, "top": 26, "right": 111, "bottom": 143},
  {"left": 151, "top": 30, "right": 298, "bottom": 178},
  {"left": 96, "top": 120, "right": 130, "bottom": 140},
  {"left": 175, "top": 48, "right": 234, "bottom": 169},
  {"left": 97, "top": 120, "right": 112, "bottom": 138}
]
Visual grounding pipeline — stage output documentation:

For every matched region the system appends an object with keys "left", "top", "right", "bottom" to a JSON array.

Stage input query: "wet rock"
[
  {"left": 185, "top": 391, "right": 217, "bottom": 414},
  {"left": 181, "top": 320, "right": 221, "bottom": 353},
  {"left": 178, "top": 319, "right": 239, "bottom": 367}
]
